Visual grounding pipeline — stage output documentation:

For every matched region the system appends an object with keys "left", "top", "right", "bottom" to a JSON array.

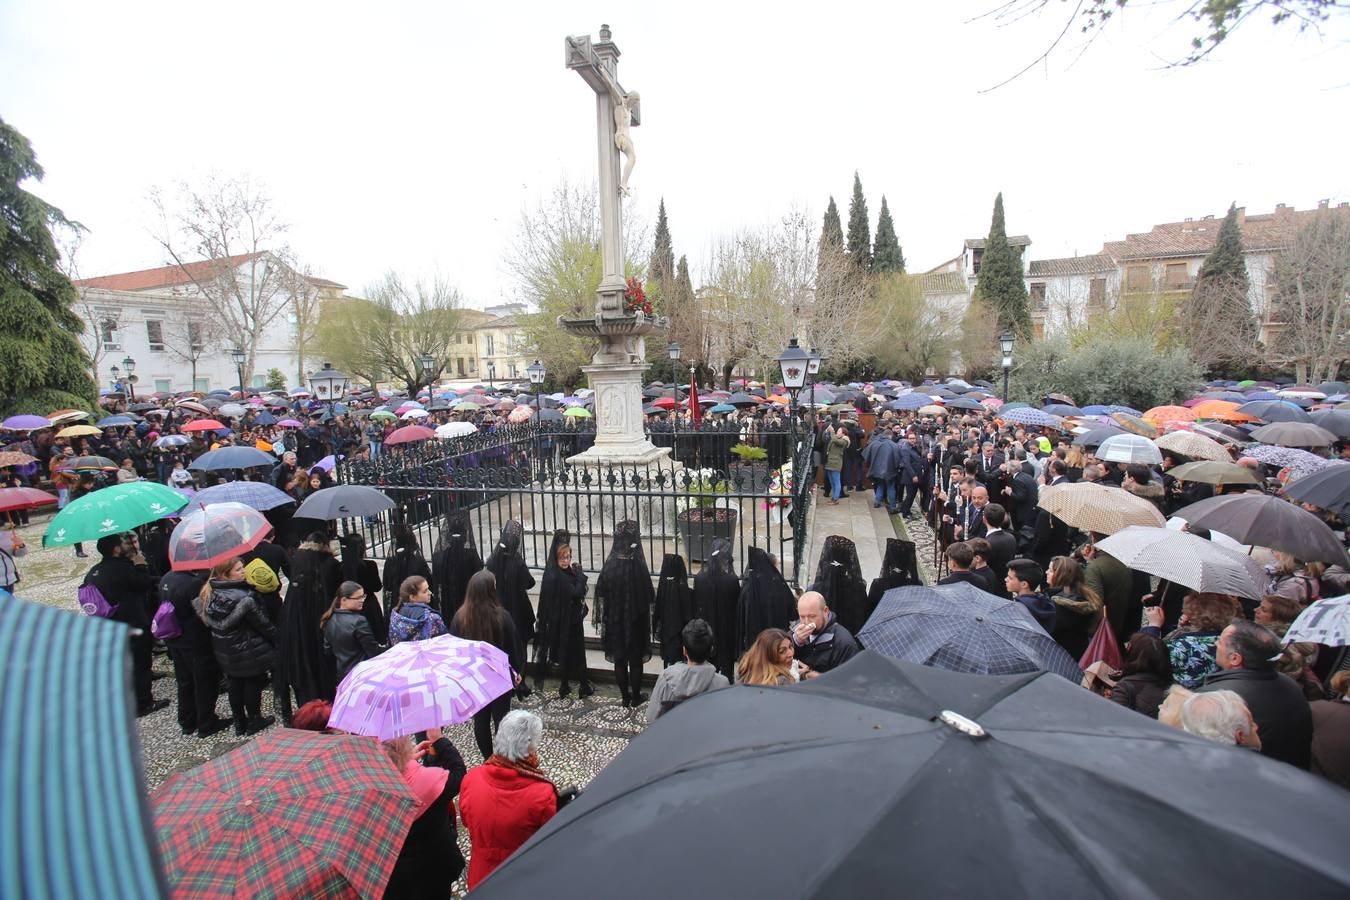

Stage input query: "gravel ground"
[{"left": 888, "top": 512, "right": 939, "bottom": 585}]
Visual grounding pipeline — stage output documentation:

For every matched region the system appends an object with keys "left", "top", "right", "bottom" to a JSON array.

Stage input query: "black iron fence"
[{"left": 334, "top": 420, "right": 817, "bottom": 587}]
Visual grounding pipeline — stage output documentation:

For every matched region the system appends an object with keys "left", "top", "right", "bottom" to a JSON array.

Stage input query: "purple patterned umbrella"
[{"left": 329, "top": 634, "right": 514, "bottom": 740}]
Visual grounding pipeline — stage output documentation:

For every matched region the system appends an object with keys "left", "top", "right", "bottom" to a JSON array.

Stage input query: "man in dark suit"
[
  {"left": 965, "top": 485, "right": 990, "bottom": 539},
  {"left": 975, "top": 442, "right": 1004, "bottom": 484},
  {"left": 1032, "top": 459, "right": 1074, "bottom": 569},
  {"left": 980, "top": 503, "right": 1019, "bottom": 580}
]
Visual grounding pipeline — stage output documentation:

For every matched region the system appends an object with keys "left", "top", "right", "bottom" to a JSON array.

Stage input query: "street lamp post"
[
  {"left": 527, "top": 359, "right": 546, "bottom": 416},
  {"left": 808, "top": 347, "right": 823, "bottom": 419},
  {"left": 418, "top": 353, "right": 435, "bottom": 394},
  {"left": 229, "top": 347, "right": 246, "bottom": 397},
  {"left": 122, "top": 356, "right": 136, "bottom": 401},
  {"left": 110, "top": 364, "right": 120, "bottom": 393},
  {"left": 666, "top": 341, "right": 681, "bottom": 417},
  {"left": 777, "top": 337, "right": 810, "bottom": 453},
  {"left": 307, "top": 362, "right": 350, "bottom": 410},
  {"left": 999, "top": 331, "right": 1015, "bottom": 403}
]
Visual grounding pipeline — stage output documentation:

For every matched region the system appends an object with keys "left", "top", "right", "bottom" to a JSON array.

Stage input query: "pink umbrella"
[
  {"left": 277, "top": 419, "right": 304, "bottom": 428},
  {"left": 181, "top": 419, "right": 226, "bottom": 432},
  {"left": 328, "top": 635, "right": 515, "bottom": 740},
  {"left": 169, "top": 502, "right": 272, "bottom": 571},
  {"left": 384, "top": 425, "right": 435, "bottom": 445},
  {"left": 980, "top": 397, "right": 1004, "bottom": 409}
]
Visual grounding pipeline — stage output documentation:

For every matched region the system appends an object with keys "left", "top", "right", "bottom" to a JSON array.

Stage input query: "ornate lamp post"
[
  {"left": 808, "top": 346, "right": 823, "bottom": 418},
  {"left": 308, "top": 362, "right": 350, "bottom": 409},
  {"left": 666, "top": 341, "right": 681, "bottom": 414},
  {"left": 777, "top": 337, "right": 810, "bottom": 452},
  {"left": 229, "top": 347, "right": 246, "bottom": 396},
  {"left": 418, "top": 353, "right": 435, "bottom": 393},
  {"left": 527, "top": 358, "right": 546, "bottom": 415},
  {"left": 121, "top": 356, "right": 137, "bottom": 401},
  {"left": 110, "top": 364, "right": 120, "bottom": 394},
  {"left": 999, "top": 331, "right": 1015, "bottom": 403}
]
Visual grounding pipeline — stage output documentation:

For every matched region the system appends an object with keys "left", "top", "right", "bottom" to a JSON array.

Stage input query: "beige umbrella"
[
  {"left": 1169, "top": 460, "right": 1261, "bottom": 486},
  {"left": 1038, "top": 481, "right": 1166, "bottom": 535},
  {"left": 1155, "top": 430, "right": 1231, "bottom": 463}
]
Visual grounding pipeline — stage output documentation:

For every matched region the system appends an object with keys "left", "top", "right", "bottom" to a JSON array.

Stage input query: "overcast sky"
[{"left": 2, "top": 1, "right": 1347, "bottom": 308}]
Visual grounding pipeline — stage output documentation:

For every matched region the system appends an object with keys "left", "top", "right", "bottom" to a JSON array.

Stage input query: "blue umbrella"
[
  {"left": 858, "top": 583, "right": 1082, "bottom": 681},
  {"left": 709, "top": 403, "right": 737, "bottom": 414},
  {"left": 154, "top": 435, "right": 191, "bottom": 448},
  {"left": 189, "top": 481, "right": 296, "bottom": 511},
  {"left": 251, "top": 411, "right": 277, "bottom": 426},
  {"left": 945, "top": 398, "right": 984, "bottom": 412},
  {"left": 1237, "top": 400, "right": 1311, "bottom": 423},
  {"left": 97, "top": 415, "right": 136, "bottom": 427},
  {"left": 889, "top": 394, "right": 931, "bottom": 411},
  {"left": 1072, "top": 425, "right": 1128, "bottom": 447},
  {"left": 188, "top": 446, "right": 277, "bottom": 471},
  {"left": 0, "top": 596, "right": 167, "bottom": 898},
  {"left": 999, "top": 407, "right": 1064, "bottom": 428},
  {"left": 1102, "top": 405, "right": 1142, "bottom": 416},
  {"left": 1081, "top": 405, "right": 1109, "bottom": 415},
  {"left": 1041, "top": 403, "right": 1082, "bottom": 417},
  {"left": 1244, "top": 390, "right": 1280, "bottom": 400}
]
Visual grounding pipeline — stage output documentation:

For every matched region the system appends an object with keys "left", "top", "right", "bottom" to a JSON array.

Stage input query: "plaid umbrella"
[
  {"left": 189, "top": 481, "right": 296, "bottom": 512},
  {"left": 1169, "top": 460, "right": 1261, "bottom": 486},
  {"left": 1173, "top": 493, "right": 1350, "bottom": 567},
  {"left": 152, "top": 730, "right": 418, "bottom": 898},
  {"left": 329, "top": 634, "right": 515, "bottom": 739},
  {"left": 857, "top": 583, "right": 1082, "bottom": 681},
  {"left": 1283, "top": 594, "right": 1350, "bottom": 647},
  {"left": 1095, "top": 526, "right": 1266, "bottom": 598},
  {"left": 0, "top": 597, "right": 166, "bottom": 899},
  {"left": 1154, "top": 430, "right": 1231, "bottom": 463},
  {"left": 1038, "top": 481, "right": 1166, "bottom": 535}
]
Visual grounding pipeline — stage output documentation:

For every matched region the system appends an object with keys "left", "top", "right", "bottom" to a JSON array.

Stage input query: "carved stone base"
[{"left": 565, "top": 362, "right": 667, "bottom": 466}]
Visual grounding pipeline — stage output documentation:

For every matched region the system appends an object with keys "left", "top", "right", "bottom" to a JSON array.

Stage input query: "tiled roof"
[
  {"left": 1027, "top": 254, "right": 1115, "bottom": 277},
  {"left": 1105, "top": 204, "right": 1350, "bottom": 261},
  {"left": 965, "top": 235, "right": 1031, "bottom": 250},
  {"left": 305, "top": 276, "right": 347, "bottom": 290},
  {"left": 473, "top": 313, "right": 536, "bottom": 330},
  {"left": 920, "top": 271, "right": 969, "bottom": 294},
  {"left": 73, "top": 253, "right": 265, "bottom": 291}
]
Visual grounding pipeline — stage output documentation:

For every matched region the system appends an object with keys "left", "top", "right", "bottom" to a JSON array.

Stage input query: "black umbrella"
[
  {"left": 537, "top": 409, "right": 565, "bottom": 423},
  {"left": 1194, "top": 422, "right": 1252, "bottom": 444},
  {"left": 858, "top": 583, "right": 1082, "bottom": 681},
  {"left": 293, "top": 485, "right": 396, "bottom": 519},
  {"left": 726, "top": 392, "right": 757, "bottom": 407},
  {"left": 1311, "top": 409, "right": 1350, "bottom": 439},
  {"left": 1317, "top": 381, "right": 1347, "bottom": 395},
  {"left": 1174, "top": 493, "right": 1350, "bottom": 567},
  {"left": 1237, "top": 401, "right": 1312, "bottom": 424},
  {"left": 1283, "top": 465, "right": 1350, "bottom": 517},
  {"left": 128, "top": 402, "right": 158, "bottom": 413},
  {"left": 1072, "top": 425, "right": 1127, "bottom": 448},
  {"left": 188, "top": 446, "right": 278, "bottom": 471},
  {"left": 1250, "top": 421, "right": 1337, "bottom": 448},
  {"left": 946, "top": 397, "right": 984, "bottom": 412},
  {"left": 476, "top": 653, "right": 1350, "bottom": 899}
]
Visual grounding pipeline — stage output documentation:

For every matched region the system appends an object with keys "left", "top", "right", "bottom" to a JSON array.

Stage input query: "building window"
[
  {"left": 468, "top": 360, "right": 476, "bottom": 372},
  {"left": 508, "top": 363, "right": 518, "bottom": 379},
  {"left": 187, "top": 321, "right": 204, "bottom": 352},
  {"left": 1029, "top": 283, "right": 1046, "bottom": 307},
  {"left": 146, "top": 320, "right": 165, "bottom": 351},
  {"left": 1089, "top": 278, "right": 1106, "bottom": 305},
  {"left": 252, "top": 374, "right": 266, "bottom": 388},
  {"left": 485, "top": 335, "right": 495, "bottom": 356},
  {"left": 99, "top": 317, "right": 120, "bottom": 350},
  {"left": 154, "top": 379, "right": 172, "bottom": 393},
  {"left": 1125, "top": 265, "right": 1150, "bottom": 292},
  {"left": 194, "top": 377, "right": 210, "bottom": 392},
  {"left": 971, "top": 249, "right": 983, "bottom": 276},
  {"left": 1164, "top": 262, "right": 1189, "bottom": 289}
]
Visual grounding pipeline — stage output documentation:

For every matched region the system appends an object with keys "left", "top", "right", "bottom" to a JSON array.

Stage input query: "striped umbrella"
[
  {"left": 1283, "top": 594, "right": 1350, "bottom": 647},
  {"left": 0, "top": 597, "right": 165, "bottom": 899},
  {"left": 1095, "top": 526, "right": 1267, "bottom": 598}
]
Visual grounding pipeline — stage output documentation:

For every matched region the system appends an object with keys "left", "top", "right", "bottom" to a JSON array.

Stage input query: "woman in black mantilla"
[
  {"left": 652, "top": 553, "right": 693, "bottom": 667},
  {"left": 693, "top": 538, "right": 741, "bottom": 681},
  {"left": 737, "top": 547, "right": 796, "bottom": 659},
  {"left": 275, "top": 531, "right": 340, "bottom": 724},
  {"left": 382, "top": 523, "right": 433, "bottom": 622},
  {"left": 486, "top": 520, "right": 535, "bottom": 698},
  {"left": 340, "top": 532, "right": 385, "bottom": 641},
  {"left": 811, "top": 535, "right": 869, "bottom": 635},
  {"left": 867, "top": 538, "right": 921, "bottom": 612},
  {"left": 432, "top": 509, "right": 481, "bottom": 620},
  {"left": 594, "top": 520, "right": 654, "bottom": 707},
  {"left": 535, "top": 529, "right": 592, "bottom": 698}
]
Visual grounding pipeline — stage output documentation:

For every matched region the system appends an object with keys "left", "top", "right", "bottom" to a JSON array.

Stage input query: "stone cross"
[{"left": 565, "top": 24, "right": 640, "bottom": 320}]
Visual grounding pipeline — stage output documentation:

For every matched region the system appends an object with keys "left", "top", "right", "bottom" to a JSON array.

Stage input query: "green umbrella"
[
  {"left": 369, "top": 410, "right": 397, "bottom": 421},
  {"left": 43, "top": 481, "right": 189, "bottom": 547},
  {"left": 453, "top": 401, "right": 480, "bottom": 411},
  {"left": 563, "top": 407, "right": 592, "bottom": 418}
]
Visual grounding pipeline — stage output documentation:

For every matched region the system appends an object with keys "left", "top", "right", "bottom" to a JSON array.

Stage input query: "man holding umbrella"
[{"left": 84, "top": 533, "right": 166, "bottom": 716}]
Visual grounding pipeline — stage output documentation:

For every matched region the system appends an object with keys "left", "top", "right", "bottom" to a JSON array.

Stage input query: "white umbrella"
[
  {"left": 1095, "top": 525, "right": 1267, "bottom": 599},
  {"left": 1283, "top": 594, "right": 1350, "bottom": 647},
  {"left": 400, "top": 408, "right": 429, "bottom": 420},
  {"left": 435, "top": 422, "right": 477, "bottom": 438},
  {"left": 1165, "top": 516, "right": 1247, "bottom": 552},
  {"left": 1096, "top": 433, "right": 1164, "bottom": 465},
  {"left": 216, "top": 402, "right": 247, "bottom": 418}
]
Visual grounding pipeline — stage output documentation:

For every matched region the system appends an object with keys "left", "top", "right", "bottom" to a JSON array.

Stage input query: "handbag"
[
  {"left": 1079, "top": 613, "right": 1123, "bottom": 671},
  {"left": 151, "top": 600, "right": 183, "bottom": 641}
]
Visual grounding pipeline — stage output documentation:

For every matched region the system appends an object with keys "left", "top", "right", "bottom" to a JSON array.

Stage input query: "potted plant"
[
  {"left": 675, "top": 469, "right": 738, "bottom": 563},
  {"left": 727, "top": 442, "right": 770, "bottom": 493}
]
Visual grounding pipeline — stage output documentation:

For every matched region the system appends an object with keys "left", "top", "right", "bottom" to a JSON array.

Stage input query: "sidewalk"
[{"left": 802, "top": 488, "right": 898, "bottom": 588}]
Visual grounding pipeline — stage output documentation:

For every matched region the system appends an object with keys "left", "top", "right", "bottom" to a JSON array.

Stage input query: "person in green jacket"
[{"left": 824, "top": 428, "right": 850, "bottom": 505}]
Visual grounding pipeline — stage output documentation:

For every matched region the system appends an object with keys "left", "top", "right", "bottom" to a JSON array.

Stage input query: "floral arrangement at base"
[
  {"left": 765, "top": 464, "right": 793, "bottom": 523},
  {"left": 623, "top": 277, "right": 653, "bottom": 315}
]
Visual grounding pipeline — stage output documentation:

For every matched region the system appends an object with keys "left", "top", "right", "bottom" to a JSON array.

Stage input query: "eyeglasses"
[{"left": 348, "top": 593, "right": 366, "bottom": 602}]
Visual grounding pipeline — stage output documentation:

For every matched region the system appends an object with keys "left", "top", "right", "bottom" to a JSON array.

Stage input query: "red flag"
[{"left": 688, "top": 378, "right": 701, "bottom": 425}]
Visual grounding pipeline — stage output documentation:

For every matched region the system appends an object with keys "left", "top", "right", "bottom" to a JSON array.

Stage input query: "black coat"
[
  {"left": 384, "top": 737, "right": 468, "bottom": 898},
  {"left": 1109, "top": 673, "right": 1170, "bottom": 718},
  {"left": 279, "top": 544, "right": 341, "bottom": 707},
  {"left": 84, "top": 555, "right": 157, "bottom": 629},
  {"left": 791, "top": 613, "right": 860, "bottom": 674},
  {"left": 322, "top": 609, "right": 382, "bottom": 684},
  {"left": 198, "top": 581, "right": 277, "bottom": 678},
  {"left": 160, "top": 570, "right": 211, "bottom": 655},
  {"left": 539, "top": 564, "right": 588, "bottom": 671},
  {"left": 984, "top": 530, "right": 1019, "bottom": 583},
  {"left": 1199, "top": 667, "right": 1313, "bottom": 769}
]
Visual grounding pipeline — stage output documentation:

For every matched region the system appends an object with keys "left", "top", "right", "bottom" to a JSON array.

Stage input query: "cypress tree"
[
  {"left": 0, "top": 117, "right": 96, "bottom": 417},
  {"left": 972, "top": 192, "right": 1031, "bottom": 338},
  {"left": 675, "top": 254, "right": 693, "bottom": 303},
  {"left": 846, "top": 172, "right": 872, "bottom": 271},
  {"left": 872, "top": 195, "right": 905, "bottom": 274},
  {"left": 819, "top": 196, "right": 843, "bottom": 255},
  {"left": 650, "top": 198, "right": 674, "bottom": 285},
  {"left": 1197, "top": 202, "right": 1250, "bottom": 289},
  {"left": 1186, "top": 202, "right": 1257, "bottom": 369}
]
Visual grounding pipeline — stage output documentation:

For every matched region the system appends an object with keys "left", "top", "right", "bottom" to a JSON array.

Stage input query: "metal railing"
[{"left": 335, "top": 420, "right": 817, "bottom": 587}]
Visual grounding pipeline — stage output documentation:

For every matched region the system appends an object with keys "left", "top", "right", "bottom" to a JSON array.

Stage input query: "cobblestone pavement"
[{"left": 890, "top": 511, "right": 940, "bottom": 585}]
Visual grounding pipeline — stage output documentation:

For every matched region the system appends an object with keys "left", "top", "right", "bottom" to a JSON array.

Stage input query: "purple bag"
[
  {"left": 78, "top": 582, "right": 117, "bottom": 618},
  {"left": 151, "top": 600, "right": 182, "bottom": 641}
]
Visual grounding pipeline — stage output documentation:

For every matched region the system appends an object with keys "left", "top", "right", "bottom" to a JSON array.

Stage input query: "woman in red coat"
[{"left": 459, "top": 710, "right": 558, "bottom": 888}]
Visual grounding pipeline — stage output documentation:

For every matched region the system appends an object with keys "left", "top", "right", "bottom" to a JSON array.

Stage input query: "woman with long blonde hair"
[
  {"left": 737, "top": 628, "right": 802, "bottom": 686},
  {"left": 195, "top": 556, "right": 276, "bottom": 735}
]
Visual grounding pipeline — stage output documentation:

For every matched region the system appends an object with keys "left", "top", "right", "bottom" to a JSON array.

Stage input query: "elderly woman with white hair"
[{"left": 459, "top": 710, "right": 560, "bottom": 889}]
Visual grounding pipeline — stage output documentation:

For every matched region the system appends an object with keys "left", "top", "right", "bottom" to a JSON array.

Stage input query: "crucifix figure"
[{"left": 566, "top": 24, "right": 641, "bottom": 320}]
